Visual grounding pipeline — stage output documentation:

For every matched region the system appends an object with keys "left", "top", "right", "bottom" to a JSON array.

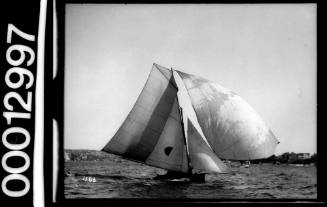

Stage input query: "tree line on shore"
[
  {"left": 64, "top": 149, "right": 316, "bottom": 165},
  {"left": 242, "top": 152, "right": 317, "bottom": 165}
]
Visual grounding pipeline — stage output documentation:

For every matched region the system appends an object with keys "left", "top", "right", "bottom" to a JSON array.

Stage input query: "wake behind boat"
[{"left": 102, "top": 63, "right": 279, "bottom": 182}]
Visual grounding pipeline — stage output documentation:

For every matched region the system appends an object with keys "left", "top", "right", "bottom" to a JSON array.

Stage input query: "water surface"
[{"left": 65, "top": 155, "right": 316, "bottom": 199}]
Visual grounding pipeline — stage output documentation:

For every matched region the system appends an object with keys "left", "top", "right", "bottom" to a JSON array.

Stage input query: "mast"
[{"left": 172, "top": 68, "right": 192, "bottom": 175}]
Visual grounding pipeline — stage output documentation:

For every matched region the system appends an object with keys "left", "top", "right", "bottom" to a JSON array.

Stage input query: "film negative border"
[
  {"left": 0, "top": 0, "right": 323, "bottom": 207},
  {"left": 53, "top": 1, "right": 323, "bottom": 207}
]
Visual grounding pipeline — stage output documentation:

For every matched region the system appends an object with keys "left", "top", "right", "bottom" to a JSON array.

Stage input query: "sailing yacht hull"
[{"left": 153, "top": 171, "right": 206, "bottom": 183}]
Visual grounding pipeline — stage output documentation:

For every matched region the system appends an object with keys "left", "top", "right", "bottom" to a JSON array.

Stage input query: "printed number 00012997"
[{"left": 1, "top": 24, "right": 35, "bottom": 197}]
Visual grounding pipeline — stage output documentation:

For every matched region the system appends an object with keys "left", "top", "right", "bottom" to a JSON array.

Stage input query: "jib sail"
[{"left": 186, "top": 118, "right": 229, "bottom": 173}]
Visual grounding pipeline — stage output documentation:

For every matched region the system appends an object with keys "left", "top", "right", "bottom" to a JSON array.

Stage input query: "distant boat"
[
  {"left": 243, "top": 161, "right": 251, "bottom": 168},
  {"left": 102, "top": 63, "right": 279, "bottom": 182}
]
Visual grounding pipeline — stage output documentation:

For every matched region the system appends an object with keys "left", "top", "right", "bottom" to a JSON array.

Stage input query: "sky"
[{"left": 64, "top": 4, "right": 316, "bottom": 155}]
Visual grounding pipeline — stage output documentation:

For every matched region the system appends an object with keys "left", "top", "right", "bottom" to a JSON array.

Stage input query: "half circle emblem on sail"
[
  {"left": 102, "top": 64, "right": 189, "bottom": 173},
  {"left": 177, "top": 71, "right": 279, "bottom": 160}
]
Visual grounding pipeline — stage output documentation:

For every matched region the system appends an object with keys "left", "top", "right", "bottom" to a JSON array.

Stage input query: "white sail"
[
  {"left": 173, "top": 69, "right": 228, "bottom": 173},
  {"left": 102, "top": 64, "right": 189, "bottom": 173},
  {"left": 176, "top": 70, "right": 279, "bottom": 160},
  {"left": 145, "top": 97, "right": 189, "bottom": 173},
  {"left": 186, "top": 118, "right": 229, "bottom": 173}
]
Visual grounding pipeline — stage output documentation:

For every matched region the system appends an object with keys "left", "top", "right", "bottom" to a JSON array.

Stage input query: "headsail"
[
  {"left": 177, "top": 70, "right": 279, "bottom": 160},
  {"left": 186, "top": 118, "right": 229, "bottom": 173},
  {"left": 102, "top": 64, "right": 189, "bottom": 173}
]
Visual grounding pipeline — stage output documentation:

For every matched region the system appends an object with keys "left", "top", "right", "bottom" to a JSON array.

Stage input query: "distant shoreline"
[{"left": 64, "top": 149, "right": 317, "bottom": 165}]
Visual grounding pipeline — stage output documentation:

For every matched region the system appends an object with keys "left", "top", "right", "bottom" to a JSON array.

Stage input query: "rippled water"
[{"left": 64, "top": 155, "right": 316, "bottom": 199}]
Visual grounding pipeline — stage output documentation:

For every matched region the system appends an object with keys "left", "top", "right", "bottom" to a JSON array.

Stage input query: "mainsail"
[
  {"left": 102, "top": 64, "right": 189, "bottom": 173},
  {"left": 102, "top": 63, "right": 279, "bottom": 175}
]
